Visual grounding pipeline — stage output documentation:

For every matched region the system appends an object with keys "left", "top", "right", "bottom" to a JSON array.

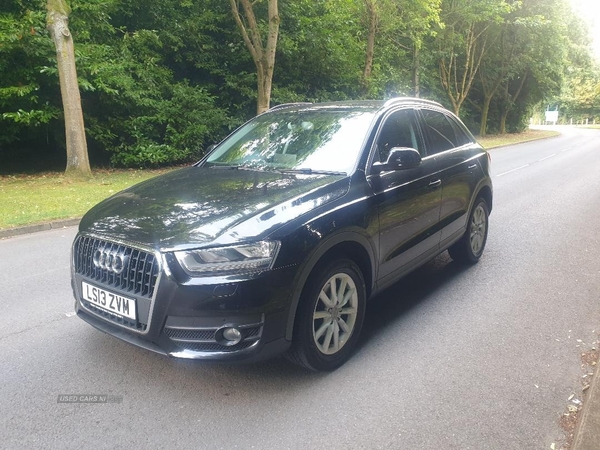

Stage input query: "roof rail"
[
  {"left": 383, "top": 97, "right": 442, "bottom": 108},
  {"left": 268, "top": 102, "right": 313, "bottom": 112}
]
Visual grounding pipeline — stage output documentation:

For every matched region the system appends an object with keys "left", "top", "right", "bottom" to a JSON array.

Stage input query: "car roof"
[{"left": 268, "top": 97, "right": 443, "bottom": 114}]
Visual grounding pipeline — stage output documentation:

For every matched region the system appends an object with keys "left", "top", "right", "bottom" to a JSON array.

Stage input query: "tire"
[
  {"left": 286, "top": 258, "right": 367, "bottom": 371},
  {"left": 448, "top": 197, "right": 489, "bottom": 264}
]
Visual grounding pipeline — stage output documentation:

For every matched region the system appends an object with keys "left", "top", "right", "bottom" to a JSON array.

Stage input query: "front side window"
[
  {"left": 374, "top": 109, "right": 422, "bottom": 163},
  {"left": 420, "top": 109, "right": 458, "bottom": 155},
  {"left": 204, "top": 109, "right": 376, "bottom": 174}
]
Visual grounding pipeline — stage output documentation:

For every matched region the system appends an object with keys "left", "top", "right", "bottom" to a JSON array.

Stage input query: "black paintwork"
[
  {"left": 71, "top": 98, "right": 492, "bottom": 362},
  {"left": 79, "top": 166, "right": 349, "bottom": 251}
]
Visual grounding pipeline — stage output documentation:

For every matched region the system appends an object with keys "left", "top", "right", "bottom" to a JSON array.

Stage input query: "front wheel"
[
  {"left": 287, "top": 259, "right": 366, "bottom": 371},
  {"left": 448, "top": 198, "right": 489, "bottom": 264}
]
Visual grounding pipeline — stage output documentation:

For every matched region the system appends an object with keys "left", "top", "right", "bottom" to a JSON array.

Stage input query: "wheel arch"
[
  {"left": 284, "top": 231, "right": 375, "bottom": 341},
  {"left": 475, "top": 183, "right": 493, "bottom": 213}
]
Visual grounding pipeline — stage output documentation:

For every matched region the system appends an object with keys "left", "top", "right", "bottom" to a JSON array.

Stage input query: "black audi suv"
[{"left": 71, "top": 97, "right": 492, "bottom": 371}]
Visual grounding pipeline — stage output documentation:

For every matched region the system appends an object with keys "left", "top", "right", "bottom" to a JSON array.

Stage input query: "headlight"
[{"left": 174, "top": 241, "right": 280, "bottom": 276}]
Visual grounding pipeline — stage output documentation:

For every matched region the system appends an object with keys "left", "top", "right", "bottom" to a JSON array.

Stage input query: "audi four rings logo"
[{"left": 93, "top": 247, "right": 129, "bottom": 274}]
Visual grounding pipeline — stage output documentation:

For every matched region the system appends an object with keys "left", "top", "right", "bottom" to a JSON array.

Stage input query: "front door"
[{"left": 368, "top": 108, "right": 443, "bottom": 284}]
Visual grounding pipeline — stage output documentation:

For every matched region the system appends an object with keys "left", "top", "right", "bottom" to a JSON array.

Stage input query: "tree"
[
  {"left": 2, "top": 0, "right": 599, "bottom": 172},
  {"left": 273, "top": 0, "right": 365, "bottom": 102},
  {"left": 404, "top": 0, "right": 442, "bottom": 97},
  {"left": 476, "top": 24, "right": 510, "bottom": 136},
  {"left": 560, "top": 71, "right": 600, "bottom": 121},
  {"left": 230, "top": 0, "right": 280, "bottom": 114},
  {"left": 46, "top": 0, "right": 91, "bottom": 177},
  {"left": 0, "top": 1, "right": 61, "bottom": 172},
  {"left": 363, "top": 0, "right": 379, "bottom": 86},
  {"left": 555, "top": 2, "right": 599, "bottom": 123},
  {"left": 495, "top": 0, "right": 569, "bottom": 133},
  {"left": 357, "top": 0, "right": 442, "bottom": 97},
  {"left": 377, "top": 0, "right": 441, "bottom": 97},
  {"left": 498, "top": 72, "right": 529, "bottom": 133},
  {"left": 436, "top": 0, "right": 510, "bottom": 116}
]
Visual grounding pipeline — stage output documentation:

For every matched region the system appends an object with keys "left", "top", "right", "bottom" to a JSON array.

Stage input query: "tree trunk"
[
  {"left": 230, "top": 0, "right": 279, "bottom": 115},
  {"left": 499, "top": 110, "right": 508, "bottom": 134},
  {"left": 46, "top": 0, "right": 91, "bottom": 178},
  {"left": 363, "top": 0, "right": 378, "bottom": 87},
  {"left": 412, "top": 43, "right": 420, "bottom": 98},
  {"left": 439, "top": 24, "right": 489, "bottom": 118},
  {"left": 479, "top": 95, "right": 492, "bottom": 137},
  {"left": 261, "top": 0, "right": 279, "bottom": 113},
  {"left": 498, "top": 71, "right": 528, "bottom": 135},
  {"left": 256, "top": 68, "right": 271, "bottom": 114}
]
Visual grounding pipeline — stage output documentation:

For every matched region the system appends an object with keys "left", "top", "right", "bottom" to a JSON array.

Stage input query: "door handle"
[
  {"left": 428, "top": 179, "right": 442, "bottom": 188},
  {"left": 468, "top": 164, "right": 477, "bottom": 169}
]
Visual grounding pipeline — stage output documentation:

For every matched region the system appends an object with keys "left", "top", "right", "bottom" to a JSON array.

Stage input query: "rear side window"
[
  {"left": 449, "top": 117, "right": 474, "bottom": 147},
  {"left": 420, "top": 109, "right": 458, "bottom": 155}
]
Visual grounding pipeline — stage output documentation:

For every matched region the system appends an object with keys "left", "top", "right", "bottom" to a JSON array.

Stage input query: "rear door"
[{"left": 418, "top": 108, "right": 485, "bottom": 247}]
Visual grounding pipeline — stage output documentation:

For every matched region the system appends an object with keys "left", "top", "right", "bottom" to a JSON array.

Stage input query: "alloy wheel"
[
  {"left": 470, "top": 204, "right": 487, "bottom": 256},
  {"left": 312, "top": 273, "right": 358, "bottom": 355}
]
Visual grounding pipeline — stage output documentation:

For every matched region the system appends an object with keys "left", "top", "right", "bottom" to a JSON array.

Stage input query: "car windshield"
[{"left": 203, "top": 109, "right": 376, "bottom": 174}]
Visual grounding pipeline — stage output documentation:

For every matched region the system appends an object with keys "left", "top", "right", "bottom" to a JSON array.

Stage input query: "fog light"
[{"left": 221, "top": 327, "right": 242, "bottom": 346}]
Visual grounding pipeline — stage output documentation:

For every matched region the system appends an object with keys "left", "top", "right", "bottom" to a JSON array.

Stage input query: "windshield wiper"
[
  {"left": 208, "top": 164, "right": 346, "bottom": 176},
  {"left": 208, "top": 163, "right": 271, "bottom": 172},
  {"left": 276, "top": 168, "right": 347, "bottom": 176},
  {"left": 208, "top": 163, "right": 240, "bottom": 170}
]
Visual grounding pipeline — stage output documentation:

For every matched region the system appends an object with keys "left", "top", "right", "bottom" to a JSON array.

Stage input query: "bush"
[{"left": 105, "top": 83, "right": 230, "bottom": 167}]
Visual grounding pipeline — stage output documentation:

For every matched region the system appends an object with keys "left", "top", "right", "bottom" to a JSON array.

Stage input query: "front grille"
[
  {"left": 74, "top": 235, "right": 159, "bottom": 299},
  {"left": 244, "top": 326, "right": 261, "bottom": 338},
  {"left": 164, "top": 328, "right": 215, "bottom": 341}
]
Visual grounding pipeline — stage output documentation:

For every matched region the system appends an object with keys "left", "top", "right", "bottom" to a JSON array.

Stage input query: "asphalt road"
[{"left": 1, "top": 126, "right": 599, "bottom": 449}]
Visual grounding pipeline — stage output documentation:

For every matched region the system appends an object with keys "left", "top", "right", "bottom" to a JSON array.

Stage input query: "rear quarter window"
[
  {"left": 420, "top": 109, "right": 458, "bottom": 155},
  {"left": 448, "top": 117, "right": 474, "bottom": 147}
]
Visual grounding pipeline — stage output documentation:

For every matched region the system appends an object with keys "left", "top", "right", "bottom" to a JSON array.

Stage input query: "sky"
[{"left": 569, "top": 0, "right": 600, "bottom": 59}]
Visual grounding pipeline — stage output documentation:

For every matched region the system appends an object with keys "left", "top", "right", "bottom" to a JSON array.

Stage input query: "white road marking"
[
  {"left": 496, "top": 164, "right": 530, "bottom": 177},
  {"left": 538, "top": 154, "right": 556, "bottom": 162},
  {"left": 65, "top": 311, "right": 76, "bottom": 318}
]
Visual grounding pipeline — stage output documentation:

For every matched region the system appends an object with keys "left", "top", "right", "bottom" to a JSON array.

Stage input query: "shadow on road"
[{"left": 359, "top": 252, "right": 472, "bottom": 350}]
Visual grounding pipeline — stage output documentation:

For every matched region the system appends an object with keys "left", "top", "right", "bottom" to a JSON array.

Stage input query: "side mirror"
[{"left": 372, "top": 147, "right": 422, "bottom": 173}]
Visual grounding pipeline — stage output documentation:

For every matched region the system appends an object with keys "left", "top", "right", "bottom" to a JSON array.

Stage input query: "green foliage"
[
  {"left": 106, "top": 83, "right": 230, "bottom": 167},
  {"left": 274, "top": 0, "right": 365, "bottom": 101},
  {"left": 0, "top": 0, "right": 598, "bottom": 170},
  {"left": 2, "top": 107, "right": 59, "bottom": 125},
  {"left": 558, "top": 65, "right": 600, "bottom": 121},
  {"left": 0, "top": 0, "right": 58, "bottom": 147},
  {"left": 57, "top": 0, "right": 233, "bottom": 167}
]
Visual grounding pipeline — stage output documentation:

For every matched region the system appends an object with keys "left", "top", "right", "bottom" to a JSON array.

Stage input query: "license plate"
[{"left": 81, "top": 281, "right": 137, "bottom": 321}]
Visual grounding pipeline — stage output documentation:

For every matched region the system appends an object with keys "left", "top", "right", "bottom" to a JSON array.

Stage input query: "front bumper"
[
  {"left": 76, "top": 307, "right": 291, "bottom": 362},
  {"left": 72, "top": 256, "right": 299, "bottom": 362}
]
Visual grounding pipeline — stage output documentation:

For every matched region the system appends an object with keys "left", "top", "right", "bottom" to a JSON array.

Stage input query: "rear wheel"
[
  {"left": 448, "top": 198, "right": 489, "bottom": 264},
  {"left": 287, "top": 259, "right": 366, "bottom": 371}
]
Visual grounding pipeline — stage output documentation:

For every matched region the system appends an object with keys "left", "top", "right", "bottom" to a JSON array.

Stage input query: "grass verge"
[
  {"left": 0, "top": 168, "right": 175, "bottom": 229},
  {"left": 477, "top": 129, "right": 560, "bottom": 149}
]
